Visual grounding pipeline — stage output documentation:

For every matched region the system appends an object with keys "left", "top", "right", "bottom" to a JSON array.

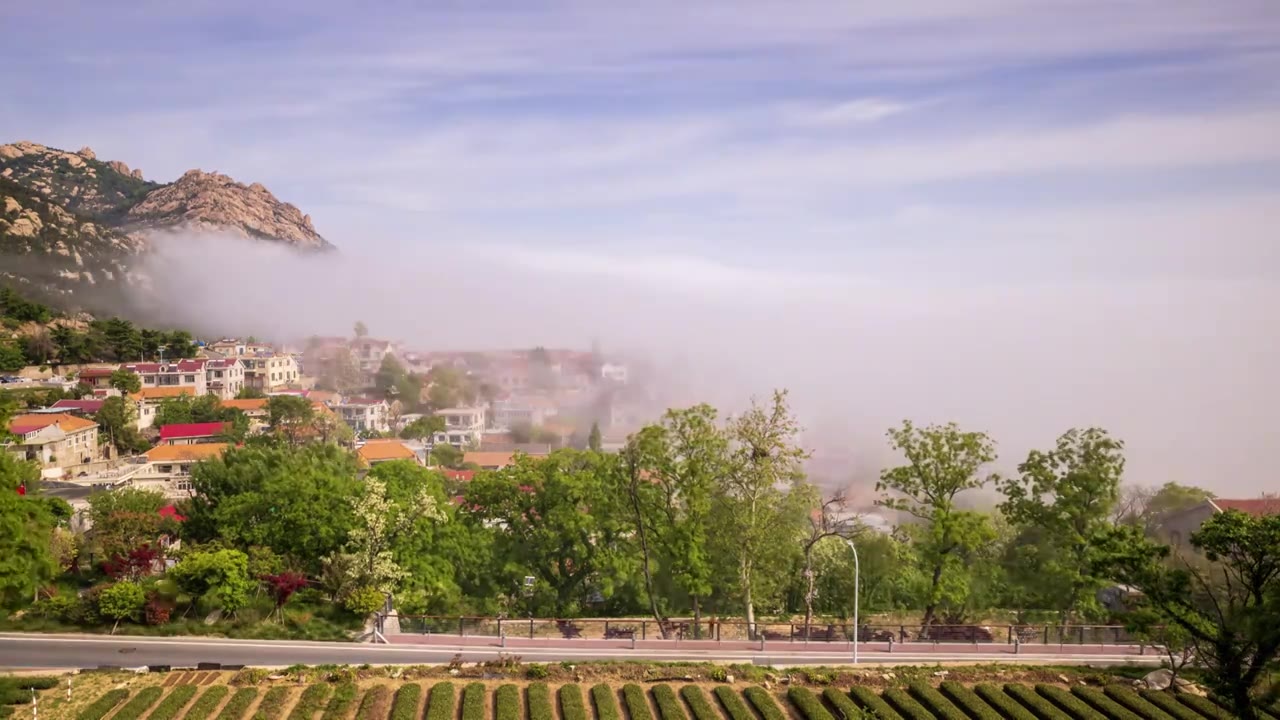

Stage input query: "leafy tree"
[
  {"left": 235, "top": 386, "right": 266, "bottom": 399},
  {"left": 1116, "top": 482, "right": 1217, "bottom": 536},
  {"left": 266, "top": 394, "right": 315, "bottom": 445},
  {"left": 95, "top": 318, "right": 142, "bottom": 361},
  {"left": 95, "top": 397, "right": 150, "bottom": 454},
  {"left": 23, "top": 328, "right": 54, "bottom": 365},
  {"left": 139, "top": 329, "right": 164, "bottom": 360},
  {"left": 423, "top": 366, "right": 473, "bottom": 410},
  {"left": 801, "top": 491, "right": 855, "bottom": 633},
  {"left": 999, "top": 428, "right": 1125, "bottom": 623},
  {"left": 0, "top": 342, "right": 24, "bottom": 372},
  {"left": 877, "top": 420, "right": 998, "bottom": 630},
  {"left": 588, "top": 422, "right": 602, "bottom": 452},
  {"left": 164, "top": 331, "right": 197, "bottom": 359},
  {"left": 400, "top": 415, "right": 444, "bottom": 441},
  {"left": 0, "top": 287, "right": 53, "bottom": 323},
  {"left": 86, "top": 487, "right": 175, "bottom": 560},
  {"left": 354, "top": 321, "right": 368, "bottom": 339},
  {"left": 375, "top": 355, "right": 421, "bottom": 407},
  {"left": 1096, "top": 511, "right": 1280, "bottom": 719},
  {"left": 102, "top": 543, "right": 160, "bottom": 581},
  {"left": 109, "top": 368, "right": 141, "bottom": 394},
  {"left": 168, "top": 548, "right": 254, "bottom": 615},
  {"left": 0, "top": 453, "right": 58, "bottom": 608},
  {"left": 98, "top": 581, "right": 146, "bottom": 631},
  {"left": 428, "top": 443, "right": 464, "bottom": 469},
  {"left": 155, "top": 394, "right": 222, "bottom": 427},
  {"left": 333, "top": 469, "right": 444, "bottom": 593},
  {"left": 262, "top": 571, "right": 309, "bottom": 620}
]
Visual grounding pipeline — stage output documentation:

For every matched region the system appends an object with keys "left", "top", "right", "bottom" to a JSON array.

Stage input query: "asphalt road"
[{"left": 0, "top": 633, "right": 1161, "bottom": 669}]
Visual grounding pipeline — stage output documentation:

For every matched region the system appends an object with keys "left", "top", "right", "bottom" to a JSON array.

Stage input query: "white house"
[
  {"left": 337, "top": 397, "right": 391, "bottom": 434},
  {"left": 433, "top": 406, "right": 486, "bottom": 448}
]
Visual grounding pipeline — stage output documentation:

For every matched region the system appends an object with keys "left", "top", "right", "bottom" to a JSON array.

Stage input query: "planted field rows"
[{"left": 53, "top": 679, "right": 1262, "bottom": 720}]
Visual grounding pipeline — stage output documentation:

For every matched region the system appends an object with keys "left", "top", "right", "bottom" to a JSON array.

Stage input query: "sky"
[{"left": 2, "top": 1, "right": 1279, "bottom": 493}]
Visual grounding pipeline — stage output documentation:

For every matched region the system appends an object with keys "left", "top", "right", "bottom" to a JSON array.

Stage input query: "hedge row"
[
  {"left": 1070, "top": 687, "right": 1141, "bottom": 720},
  {"left": 909, "top": 682, "right": 969, "bottom": 720},
  {"left": 150, "top": 685, "right": 201, "bottom": 720},
  {"left": 254, "top": 687, "right": 293, "bottom": 720},
  {"left": 1034, "top": 685, "right": 1100, "bottom": 720},
  {"left": 681, "top": 686, "right": 718, "bottom": 720},
  {"left": 459, "top": 684, "right": 485, "bottom": 720},
  {"left": 389, "top": 684, "right": 421, "bottom": 720},
  {"left": 787, "top": 687, "right": 833, "bottom": 720},
  {"left": 882, "top": 688, "right": 935, "bottom": 720},
  {"left": 939, "top": 682, "right": 1004, "bottom": 720},
  {"left": 651, "top": 685, "right": 684, "bottom": 720},
  {"left": 76, "top": 689, "right": 130, "bottom": 720},
  {"left": 1174, "top": 695, "right": 1233, "bottom": 720},
  {"left": 355, "top": 687, "right": 390, "bottom": 720},
  {"left": 115, "top": 686, "right": 165, "bottom": 720},
  {"left": 713, "top": 686, "right": 753, "bottom": 720},
  {"left": 496, "top": 685, "right": 521, "bottom": 720},
  {"left": 849, "top": 687, "right": 905, "bottom": 720},
  {"left": 288, "top": 685, "right": 332, "bottom": 720},
  {"left": 215, "top": 688, "right": 259, "bottom": 720},
  {"left": 1100, "top": 687, "right": 1177, "bottom": 720},
  {"left": 320, "top": 684, "right": 359, "bottom": 720},
  {"left": 426, "top": 683, "right": 455, "bottom": 720},
  {"left": 1137, "top": 691, "right": 1204, "bottom": 720},
  {"left": 743, "top": 687, "right": 785, "bottom": 720},
  {"left": 974, "top": 684, "right": 1039, "bottom": 720},
  {"left": 184, "top": 686, "right": 231, "bottom": 720},
  {"left": 591, "top": 685, "right": 619, "bottom": 720},
  {"left": 528, "top": 683, "right": 554, "bottom": 720},
  {"left": 559, "top": 685, "right": 588, "bottom": 720},
  {"left": 1004, "top": 684, "right": 1071, "bottom": 720}
]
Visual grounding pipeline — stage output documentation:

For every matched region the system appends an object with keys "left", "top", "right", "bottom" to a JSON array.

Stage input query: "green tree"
[
  {"left": 266, "top": 394, "right": 315, "bottom": 445},
  {"left": 164, "top": 331, "right": 197, "bottom": 359},
  {"left": 86, "top": 487, "right": 174, "bottom": 560},
  {"left": 400, "top": 415, "right": 444, "bottom": 441},
  {"left": 877, "top": 420, "right": 998, "bottom": 630},
  {"left": 1117, "top": 482, "right": 1217, "bottom": 536},
  {"left": 0, "top": 287, "right": 53, "bottom": 323},
  {"left": 333, "top": 468, "right": 445, "bottom": 593},
  {"left": 235, "top": 386, "right": 266, "bottom": 399},
  {"left": 1096, "top": 511, "right": 1280, "bottom": 719},
  {"left": 94, "top": 397, "right": 150, "bottom": 454},
  {"left": 98, "top": 581, "right": 146, "bottom": 631},
  {"left": 95, "top": 318, "right": 142, "bottom": 361},
  {"left": 109, "top": 368, "right": 141, "bottom": 395},
  {"left": 999, "top": 428, "right": 1125, "bottom": 623},
  {"left": 154, "top": 394, "right": 222, "bottom": 427},
  {"left": 0, "top": 452, "right": 57, "bottom": 608},
  {"left": 23, "top": 328, "right": 54, "bottom": 365},
  {"left": 428, "top": 443, "right": 464, "bottom": 469},
  {"left": 0, "top": 342, "right": 24, "bottom": 372},
  {"left": 587, "top": 422, "right": 602, "bottom": 452},
  {"left": 354, "top": 321, "right": 368, "bottom": 339},
  {"left": 168, "top": 548, "right": 255, "bottom": 615}
]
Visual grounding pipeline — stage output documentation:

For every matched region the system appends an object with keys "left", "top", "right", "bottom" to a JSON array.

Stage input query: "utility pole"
[{"left": 843, "top": 538, "right": 861, "bottom": 664}]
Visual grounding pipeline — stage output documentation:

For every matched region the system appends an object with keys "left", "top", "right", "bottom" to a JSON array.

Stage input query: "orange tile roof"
[
  {"left": 357, "top": 440, "right": 418, "bottom": 463},
  {"left": 1214, "top": 498, "right": 1280, "bottom": 517},
  {"left": 9, "top": 413, "right": 97, "bottom": 434},
  {"left": 144, "top": 443, "right": 229, "bottom": 462},
  {"left": 135, "top": 387, "right": 196, "bottom": 401},
  {"left": 463, "top": 451, "right": 516, "bottom": 468},
  {"left": 221, "top": 398, "right": 269, "bottom": 412}
]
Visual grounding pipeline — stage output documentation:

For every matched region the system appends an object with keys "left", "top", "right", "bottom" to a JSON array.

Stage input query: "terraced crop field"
[{"left": 20, "top": 673, "right": 1278, "bottom": 720}]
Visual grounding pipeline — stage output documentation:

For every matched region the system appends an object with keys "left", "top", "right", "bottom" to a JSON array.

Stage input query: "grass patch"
[
  {"left": 527, "top": 683, "right": 552, "bottom": 720},
  {"left": 354, "top": 687, "right": 390, "bottom": 720},
  {"left": 848, "top": 687, "right": 904, "bottom": 720},
  {"left": 1070, "top": 687, "right": 1141, "bottom": 720},
  {"left": 495, "top": 685, "right": 520, "bottom": 720},
  {"left": 651, "top": 685, "right": 684, "bottom": 720},
  {"left": 558, "top": 685, "right": 587, "bottom": 720},
  {"left": 76, "top": 689, "right": 129, "bottom": 720},
  {"left": 253, "top": 687, "right": 293, "bottom": 720},
  {"left": 940, "top": 682, "right": 1005, "bottom": 720},
  {"left": 320, "top": 684, "right": 359, "bottom": 720},
  {"left": 425, "top": 683, "right": 454, "bottom": 720},
  {"left": 713, "top": 688, "right": 753, "bottom": 720},
  {"left": 907, "top": 682, "right": 968, "bottom": 720},
  {"left": 1035, "top": 685, "right": 1100, "bottom": 719},
  {"left": 679, "top": 686, "right": 717, "bottom": 720},
  {"left": 590, "top": 685, "right": 619, "bottom": 720},
  {"left": 743, "top": 687, "right": 784, "bottom": 720},
  {"left": 114, "top": 687, "right": 165, "bottom": 720},
  {"left": 1004, "top": 685, "right": 1071, "bottom": 720},
  {"left": 786, "top": 687, "right": 833, "bottom": 720},
  {"left": 287, "top": 685, "right": 332, "bottom": 720},
  {"left": 215, "top": 688, "right": 259, "bottom": 720},
  {"left": 1136, "top": 692, "right": 1203, "bottom": 720},
  {"left": 389, "top": 685, "right": 421, "bottom": 720},
  {"left": 460, "top": 684, "right": 485, "bottom": 720},
  {"left": 150, "top": 686, "right": 201, "bottom": 720},
  {"left": 183, "top": 686, "right": 231, "bottom": 720},
  {"left": 882, "top": 688, "right": 934, "bottom": 720},
  {"left": 1174, "top": 695, "right": 1233, "bottom": 720}
]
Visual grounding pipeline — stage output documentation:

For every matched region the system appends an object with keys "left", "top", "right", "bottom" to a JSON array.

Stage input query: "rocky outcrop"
[
  {"left": 124, "top": 169, "right": 330, "bottom": 249},
  {"left": 0, "top": 140, "right": 159, "bottom": 220}
]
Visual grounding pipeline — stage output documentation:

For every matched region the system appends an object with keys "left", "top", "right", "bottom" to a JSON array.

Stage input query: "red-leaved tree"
[
  {"left": 261, "top": 572, "right": 309, "bottom": 621},
  {"left": 102, "top": 543, "right": 161, "bottom": 581}
]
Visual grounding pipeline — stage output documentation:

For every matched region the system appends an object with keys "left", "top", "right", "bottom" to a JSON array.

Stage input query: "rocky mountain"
[{"left": 0, "top": 141, "right": 331, "bottom": 302}]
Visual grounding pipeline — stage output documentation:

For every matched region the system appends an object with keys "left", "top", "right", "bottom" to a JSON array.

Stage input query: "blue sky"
[{"left": 3, "top": 1, "right": 1279, "bottom": 490}]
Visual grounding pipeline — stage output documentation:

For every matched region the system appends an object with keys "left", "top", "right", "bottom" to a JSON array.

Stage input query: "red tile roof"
[
  {"left": 1214, "top": 498, "right": 1280, "bottom": 517},
  {"left": 50, "top": 399, "right": 106, "bottom": 414},
  {"left": 159, "top": 422, "right": 228, "bottom": 440},
  {"left": 441, "top": 469, "right": 476, "bottom": 482},
  {"left": 77, "top": 366, "right": 119, "bottom": 378}
]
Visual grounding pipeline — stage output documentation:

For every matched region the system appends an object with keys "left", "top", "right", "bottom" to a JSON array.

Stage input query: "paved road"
[{"left": 0, "top": 633, "right": 1160, "bottom": 670}]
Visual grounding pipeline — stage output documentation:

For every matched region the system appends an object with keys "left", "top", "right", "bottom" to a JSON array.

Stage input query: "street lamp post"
[{"left": 843, "top": 538, "right": 860, "bottom": 664}]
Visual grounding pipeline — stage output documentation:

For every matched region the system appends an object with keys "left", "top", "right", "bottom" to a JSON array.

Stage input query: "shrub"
[
  {"left": 254, "top": 686, "right": 293, "bottom": 720},
  {"left": 1137, "top": 691, "right": 1205, "bottom": 720},
  {"left": 623, "top": 685, "right": 653, "bottom": 720},
  {"left": 1100, "top": 687, "right": 1177, "bottom": 720},
  {"left": 708, "top": 668, "right": 729, "bottom": 683},
  {"left": 743, "top": 687, "right": 785, "bottom": 720},
  {"left": 1003, "top": 685, "right": 1070, "bottom": 720},
  {"left": 1174, "top": 695, "right": 1233, "bottom": 720},
  {"left": 355, "top": 686, "right": 390, "bottom": 720},
  {"left": 650, "top": 685, "right": 683, "bottom": 720},
  {"left": 319, "top": 683, "right": 360, "bottom": 720},
  {"left": 0, "top": 677, "right": 59, "bottom": 692},
  {"left": 114, "top": 687, "right": 165, "bottom": 720},
  {"left": 907, "top": 683, "right": 968, "bottom": 720},
  {"left": 1070, "top": 687, "right": 1141, "bottom": 720},
  {"left": 149, "top": 686, "right": 200, "bottom": 720},
  {"left": 144, "top": 592, "right": 174, "bottom": 625},
  {"left": 215, "top": 688, "right": 259, "bottom": 720},
  {"left": 714, "top": 688, "right": 756, "bottom": 720},
  {"left": 76, "top": 689, "right": 129, "bottom": 720},
  {"left": 425, "top": 683, "right": 454, "bottom": 720},
  {"left": 525, "top": 664, "right": 549, "bottom": 680},
  {"left": 591, "top": 685, "right": 619, "bottom": 720},
  {"left": 389, "top": 684, "right": 421, "bottom": 720},
  {"left": 287, "top": 685, "right": 332, "bottom": 720},
  {"left": 821, "top": 688, "right": 873, "bottom": 720},
  {"left": 940, "top": 682, "right": 1007, "bottom": 720},
  {"left": 786, "top": 688, "right": 833, "bottom": 720},
  {"left": 496, "top": 685, "right": 521, "bottom": 720},
  {"left": 183, "top": 686, "right": 231, "bottom": 720},
  {"left": 528, "top": 683, "right": 554, "bottom": 720},
  {"left": 973, "top": 685, "right": 1039, "bottom": 720},
  {"left": 681, "top": 686, "right": 718, "bottom": 720},
  {"left": 882, "top": 689, "right": 935, "bottom": 720},
  {"left": 99, "top": 581, "right": 147, "bottom": 625},
  {"left": 460, "top": 684, "right": 485, "bottom": 720},
  {"left": 343, "top": 586, "right": 385, "bottom": 616},
  {"left": 1036, "top": 685, "right": 1099, "bottom": 719},
  {"left": 848, "top": 687, "right": 904, "bottom": 720},
  {"left": 559, "top": 685, "right": 588, "bottom": 720}
]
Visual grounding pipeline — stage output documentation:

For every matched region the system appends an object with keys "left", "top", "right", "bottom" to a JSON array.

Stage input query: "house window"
[
  {"left": 177, "top": 480, "right": 192, "bottom": 491},
  {"left": 184, "top": 375, "right": 196, "bottom": 383}
]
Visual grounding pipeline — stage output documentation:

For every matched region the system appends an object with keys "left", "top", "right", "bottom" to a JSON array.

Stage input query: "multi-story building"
[
  {"left": 490, "top": 395, "right": 558, "bottom": 430},
  {"left": 351, "top": 338, "right": 397, "bottom": 375},
  {"left": 5, "top": 413, "right": 102, "bottom": 477},
  {"left": 76, "top": 365, "right": 121, "bottom": 390},
  {"left": 600, "top": 362, "right": 629, "bottom": 384},
  {"left": 206, "top": 338, "right": 274, "bottom": 357},
  {"left": 158, "top": 422, "right": 228, "bottom": 446},
  {"left": 131, "top": 387, "right": 195, "bottom": 430},
  {"left": 120, "top": 360, "right": 209, "bottom": 395},
  {"left": 204, "top": 358, "right": 245, "bottom": 400},
  {"left": 241, "top": 353, "right": 301, "bottom": 392},
  {"left": 336, "top": 397, "right": 391, "bottom": 434},
  {"left": 433, "top": 406, "right": 487, "bottom": 448},
  {"left": 130, "top": 443, "right": 228, "bottom": 499}
]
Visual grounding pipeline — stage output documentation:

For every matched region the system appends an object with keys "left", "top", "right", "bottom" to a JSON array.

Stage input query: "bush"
[
  {"left": 144, "top": 592, "right": 173, "bottom": 626},
  {"left": 525, "top": 664, "right": 549, "bottom": 680},
  {"left": 1036, "top": 685, "right": 1098, "bottom": 719},
  {"left": 254, "top": 687, "right": 293, "bottom": 720},
  {"left": 559, "top": 685, "right": 588, "bottom": 720},
  {"left": 682, "top": 686, "right": 718, "bottom": 720},
  {"left": 287, "top": 686, "right": 331, "bottom": 720},
  {"left": 744, "top": 687, "right": 786, "bottom": 720},
  {"left": 114, "top": 687, "right": 165, "bottom": 720},
  {"left": 821, "top": 688, "right": 872, "bottom": 720},
  {"left": 1137, "top": 691, "right": 1204, "bottom": 720},
  {"left": 939, "top": 682, "right": 1006, "bottom": 720},
  {"left": 426, "top": 683, "right": 455, "bottom": 720},
  {"left": 971, "top": 685, "right": 1038, "bottom": 720},
  {"left": 390, "top": 684, "right": 422, "bottom": 720},
  {"left": 149, "top": 685, "right": 200, "bottom": 720},
  {"left": 708, "top": 668, "right": 729, "bottom": 683},
  {"left": 355, "top": 686, "right": 390, "bottom": 720},
  {"left": 1003, "top": 685, "right": 1070, "bottom": 720},
  {"left": 27, "top": 595, "right": 77, "bottom": 621},
  {"left": 320, "top": 684, "right": 359, "bottom": 720},
  {"left": 713, "top": 688, "right": 753, "bottom": 720},
  {"left": 183, "top": 686, "right": 231, "bottom": 720},
  {"left": 1099, "top": 686, "right": 1175, "bottom": 720},
  {"left": 1174, "top": 695, "right": 1233, "bottom": 720},
  {"left": 787, "top": 688, "right": 833, "bottom": 720},
  {"left": 1070, "top": 687, "right": 1142, "bottom": 720},
  {"left": 848, "top": 687, "right": 905, "bottom": 720},
  {"left": 882, "top": 689, "right": 934, "bottom": 720},
  {"left": 461, "top": 684, "right": 485, "bottom": 720},
  {"left": 215, "top": 688, "right": 259, "bottom": 720},
  {"left": 99, "top": 582, "right": 147, "bottom": 625},
  {"left": 76, "top": 689, "right": 130, "bottom": 720},
  {"left": 496, "top": 685, "right": 521, "bottom": 720},
  {"left": 591, "top": 685, "right": 620, "bottom": 720},
  {"left": 622, "top": 685, "right": 653, "bottom": 720},
  {"left": 343, "top": 586, "right": 385, "bottom": 617},
  {"left": 907, "top": 683, "right": 969, "bottom": 720}
]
